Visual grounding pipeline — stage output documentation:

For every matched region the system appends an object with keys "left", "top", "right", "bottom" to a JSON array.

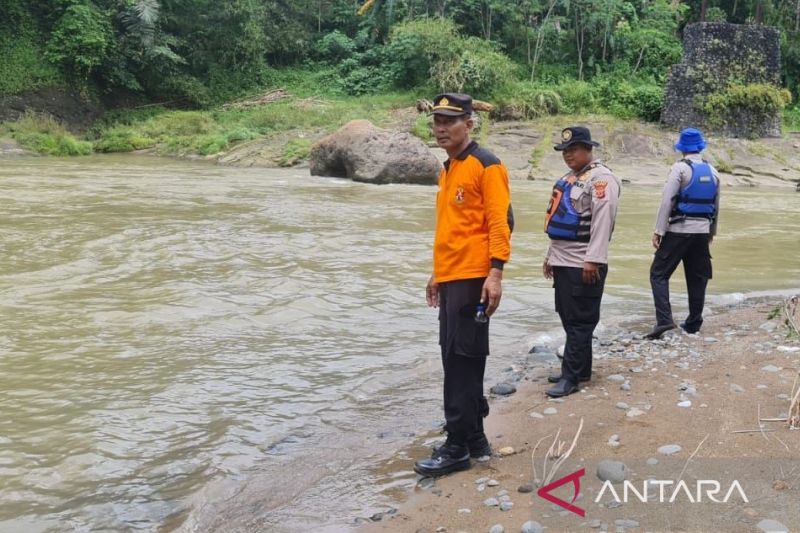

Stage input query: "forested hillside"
[{"left": 2, "top": 1, "right": 799, "bottom": 156}]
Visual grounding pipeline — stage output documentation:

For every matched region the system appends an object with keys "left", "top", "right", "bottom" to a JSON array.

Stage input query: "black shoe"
[
  {"left": 433, "top": 434, "right": 492, "bottom": 460},
  {"left": 467, "top": 433, "right": 492, "bottom": 460},
  {"left": 547, "top": 373, "right": 590, "bottom": 384},
  {"left": 414, "top": 444, "right": 470, "bottom": 476},
  {"left": 679, "top": 321, "right": 700, "bottom": 334},
  {"left": 645, "top": 323, "right": 677, "bottom": 340},
  {"left": 546, "top": 378, "right": 580, "bottom": 398}
]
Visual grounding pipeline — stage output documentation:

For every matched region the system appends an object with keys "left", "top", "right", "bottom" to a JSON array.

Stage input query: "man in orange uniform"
[{"left": 414, "top": 93, "right": 513, "bottom": 477}]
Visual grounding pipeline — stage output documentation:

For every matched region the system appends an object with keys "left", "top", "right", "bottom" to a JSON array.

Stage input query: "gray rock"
[
  {"left": 620, "top": 382, "right": 632, "bottom": 391},
  {"left": 521, "top": 521, "right": 544, "bottom": 533},
  {"left": 529, "top": 344, "right": 552, "bottom": 354},
  {"left": 543, "top": 407, "right": 558, "bottom": 415},
  {"left": 418, "top": 477, "right": 435, "bottom": 489},
  {"left": 457, "top": 508, "right": 471, "bottom": 514},
  {"left": 704, "top": 337, "right": 719, "bottom": 343},
  {"left": 615, "top": 519, "right": 640, "bottom": 528},
  {"left": 607, "top": 374, "right": 626, "bottom": 382},
  {"left": 626, "top": 408, "right": 645, "bottom": 417},
  {"left": 499, "top": 501, "right": 514, "bottom": 511},
  {"left": 597, "top": 460, "right": 628, "bottom": 483},
  {"left": 658, "top": 444, "right": 682, "bottom": 455},
  {"left": 677, "top": 400, "right": 692, "bottom": 408},
  {"left": 484, "top": 497, "right": 500, "bottom": 507},
  {"left": 310, "top": 120, "right": 440, "bottom": 184},
  {"left": 756, "top": 384, "right": 768, "bottom": 390},
  {"left": 490, "top": 382, "right": 517, "bottom": 396},
  {"left": 487, "top": 479, "right": 500, "bottom": 486},
  {"left": 759, "top": 321, "right": 778, "bottom": 332},
  {"left": 517, "top": 483, "right": 534, "bottom": 493},
  {"left": 616, "top": 402, "right": 629, "bottom": 410},
  {"left": 490, "top": 525, "right": 505, "bottom": 533},
  {"left": 730, "top": 383, "right": 745, "bottom": 394},
  {"left": 589, "top": 519, "right": 602, "bottom": 528},
  {"left": 761, "top": 365, "right": 781, "bottom": 373},
  {"left": 497, "top": 489, "right": 509, "bottom": 497},
  {"left": 646, "top": 457, "right": 659, "bottom": 465},
  {"left": 756, "top": 519, "right": 789, "bottom": 533},
  {"left": 475, "top": 477, "right": 489, "bottom": 484}
]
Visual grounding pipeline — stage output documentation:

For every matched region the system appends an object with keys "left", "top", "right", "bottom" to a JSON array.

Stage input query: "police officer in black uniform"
[{"left": 543, "top": 127, "right": 621, "bottom": 397}]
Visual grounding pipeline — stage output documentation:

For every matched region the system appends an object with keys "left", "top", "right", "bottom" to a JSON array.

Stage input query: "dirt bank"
[
  {"left": 360, "top": 298, "right": 800, "bottom": 533},
  {"left": 219, "top": 110, "right": 800, "bottom": 189}
]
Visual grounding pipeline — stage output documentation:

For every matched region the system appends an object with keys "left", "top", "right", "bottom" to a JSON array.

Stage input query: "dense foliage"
[{"left": 0, "top": 0, "right": 798, "bottom": 119}]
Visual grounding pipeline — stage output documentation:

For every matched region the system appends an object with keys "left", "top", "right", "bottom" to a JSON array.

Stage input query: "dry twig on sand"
[
  {"left": 677, "top": 434, "right": 709, "bottom": 482},
  {"left": 782, "top": 296, "right": 800, "bottom": 430},
  {"left": 529, "top": 419, "right": 584, "bottom": 487},
  {"left": 789, "top": 369, "right": 800, "bottom": 430}
]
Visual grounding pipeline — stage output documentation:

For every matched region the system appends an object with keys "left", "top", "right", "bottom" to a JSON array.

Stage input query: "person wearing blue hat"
[{"left": 646, "top": 127, "right": 720, "bottom": 339}]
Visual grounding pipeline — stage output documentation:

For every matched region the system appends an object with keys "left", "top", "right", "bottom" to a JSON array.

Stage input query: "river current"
[{"left": 0, "top": 155, "right": 797, "bottom": 532}]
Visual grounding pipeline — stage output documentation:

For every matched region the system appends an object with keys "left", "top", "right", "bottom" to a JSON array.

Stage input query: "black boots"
[
  {"left": 645, "top": 322, "right": 677, "bottom": 339},
  {"left": 545, "top": 378, "right": 580, "bottom": 398},
  {"left": 414, "top": 442, "right": 470, "bottom": 476},
  {"left": 547, "top": 373, "right": 590, "bottom": 384}
]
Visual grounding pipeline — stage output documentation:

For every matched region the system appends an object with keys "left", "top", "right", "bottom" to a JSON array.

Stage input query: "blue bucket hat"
[{"left": 674, "top": 128, "right": 706, "bottom": 153}]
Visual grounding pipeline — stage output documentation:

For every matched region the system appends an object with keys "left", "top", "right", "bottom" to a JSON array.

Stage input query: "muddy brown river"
[{"left": 0, "top": 155, "right": 797, "bottom": 532}]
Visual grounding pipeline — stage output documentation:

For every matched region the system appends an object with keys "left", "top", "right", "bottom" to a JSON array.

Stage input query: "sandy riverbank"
[{"left": 360, "top": 297, "right": 800, "bottom": 533}]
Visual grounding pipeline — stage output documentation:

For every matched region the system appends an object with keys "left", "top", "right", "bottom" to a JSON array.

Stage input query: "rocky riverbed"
[{"left": 361, "top": 297, "right": 800, "bottom": 533}]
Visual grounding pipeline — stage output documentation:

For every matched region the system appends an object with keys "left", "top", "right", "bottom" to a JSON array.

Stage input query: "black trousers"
[
  {"left": 649, "top": 232, "right": 712, "bottom": 331},
  {"left": 553, "top": 265, "right": 607, "bottom": 384},
  {"left": 438, "top": 278, "right": 490, "bottom": 444}
]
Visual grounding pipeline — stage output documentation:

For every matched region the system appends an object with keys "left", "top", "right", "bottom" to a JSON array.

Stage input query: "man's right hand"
[
  {"left": 651, "top": 233, "right": 662, "bottom": 249},
  {"left": 426, "top": 275, "right": 439, "bottom": 307},
  {"left": 543, "top": 259, "right": 553, "bottom": 280}
]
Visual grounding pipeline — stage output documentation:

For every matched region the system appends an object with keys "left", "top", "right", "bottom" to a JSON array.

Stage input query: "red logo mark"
[{"left": 536, "top": 468, "right": 585, "bottom": 517}]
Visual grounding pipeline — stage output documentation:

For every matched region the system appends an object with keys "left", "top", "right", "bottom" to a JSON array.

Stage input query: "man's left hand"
[
  {"left": 481, "top": 268, "right": 503, "bottom": 317},
  {"left": 582, "top": 262, "right": 601, "bottom": 284}
]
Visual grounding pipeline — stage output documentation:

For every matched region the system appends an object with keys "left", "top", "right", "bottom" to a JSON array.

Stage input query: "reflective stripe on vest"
[
  {"left": 670, "top": 159, "right": 717, "bottom": 221},
  {"left": 545, "top": 178, "right": 591, "bottom": 242}
]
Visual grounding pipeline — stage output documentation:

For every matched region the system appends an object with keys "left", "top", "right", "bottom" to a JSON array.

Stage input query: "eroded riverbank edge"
[{"left": 4, "top": 114, "right": 800, "bottom": 190}]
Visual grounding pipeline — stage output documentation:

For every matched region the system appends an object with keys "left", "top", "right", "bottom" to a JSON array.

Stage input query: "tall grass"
[{"left": 3, "top": 113, "right": 91, "bottom": 155}]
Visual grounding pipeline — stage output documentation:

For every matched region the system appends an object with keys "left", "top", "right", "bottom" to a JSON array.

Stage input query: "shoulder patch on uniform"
[
  {"left": 470, "top": 146, "right": 501, "bottom": 168},
  {"left": 593, "top": 180, "right": 608, "bottom": 199}
]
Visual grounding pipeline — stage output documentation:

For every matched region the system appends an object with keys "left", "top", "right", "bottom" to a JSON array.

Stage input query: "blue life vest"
[
  {"left": 670, "top": 159, "right": 717, "bottom": 221},
  {"left": 545, "top": 177, "right": 591, "bottom": 242}
]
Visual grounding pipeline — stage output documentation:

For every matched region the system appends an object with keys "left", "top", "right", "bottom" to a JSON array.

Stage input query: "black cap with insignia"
[
  {"left": 431, "top": 93, "right": 473, "bottom": 116},
  {"left": 554, "top": 126, "right": 600, "bottom": 151}
]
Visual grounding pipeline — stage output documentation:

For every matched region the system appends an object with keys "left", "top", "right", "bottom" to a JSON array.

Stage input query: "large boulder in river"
[{"left": 309, "top": 120, "right": 440, "bottom": 184}]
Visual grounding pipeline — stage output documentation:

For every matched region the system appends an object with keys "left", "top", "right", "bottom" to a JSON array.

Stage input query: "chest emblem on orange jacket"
[{"left": 455, "top": 186, "right": 465, "bottom": 204}]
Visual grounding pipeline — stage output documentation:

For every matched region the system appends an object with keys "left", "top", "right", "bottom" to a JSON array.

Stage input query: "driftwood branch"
[{"left": 222, "top": 89, "right": 289, "bottom": 110}]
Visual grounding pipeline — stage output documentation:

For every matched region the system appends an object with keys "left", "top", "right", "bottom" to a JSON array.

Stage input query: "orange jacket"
[{"left": 434, "top": 142, "right": 512, "bottom": 283}]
